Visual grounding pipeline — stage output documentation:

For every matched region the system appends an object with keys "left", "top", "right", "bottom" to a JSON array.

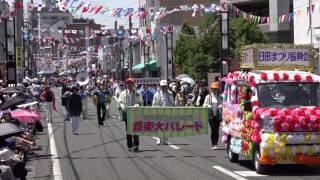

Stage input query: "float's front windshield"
[{"left": 257, "top": 82, "right": 320, "bottom": 108}]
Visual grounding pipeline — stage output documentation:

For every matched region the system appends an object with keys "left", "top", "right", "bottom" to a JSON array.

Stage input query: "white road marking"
[
  {"left": 212, "top": 166, "right": 248, "bottom": 180},
  {"left": 152, "top": 137, "right": 181, "bottom": 150},
  {"left": 48, "top": 122, "right": 63, "bottom": 180},
  {"left": 234, "top": 171, "right": 267, "bottom": 177}
]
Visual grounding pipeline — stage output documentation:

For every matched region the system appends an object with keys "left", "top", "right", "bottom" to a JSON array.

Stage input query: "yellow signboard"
[{"left": 16, "top": 46, "right": 22, "bottom": 68}]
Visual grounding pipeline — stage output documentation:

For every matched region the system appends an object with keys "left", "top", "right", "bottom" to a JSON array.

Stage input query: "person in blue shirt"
[
  {"left": 93, "top": 85, "right": 107, "bottom": 126},
  {"left": 79, "top": 86, "right": 90, "bottom": 119},
  {"left": 141, "top": 84, "right": 154, "bottom": 106}
]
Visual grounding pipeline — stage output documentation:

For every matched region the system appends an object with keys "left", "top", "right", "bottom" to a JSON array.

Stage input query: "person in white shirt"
[
  {"left": 152, "top": 80, "right": 175, "bottom": 145},
  {"left": 203, "top": 82, "right": 222, "bottom": 150}
]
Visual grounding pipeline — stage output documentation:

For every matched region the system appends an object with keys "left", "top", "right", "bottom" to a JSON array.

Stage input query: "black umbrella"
[
  {"left": 0, "top": 96, "right": 27, "bottom": 110},
  {"left": 0, "top": 123, "right": 24, "bottom": 139}
]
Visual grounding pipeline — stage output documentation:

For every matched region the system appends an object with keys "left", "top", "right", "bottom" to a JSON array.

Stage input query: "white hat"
[
  {"left": 160, "top": 80, "right": 168, "bottom": 86},
  {"left": 0, "top": 148, "right": 14, "bottom": 162}
]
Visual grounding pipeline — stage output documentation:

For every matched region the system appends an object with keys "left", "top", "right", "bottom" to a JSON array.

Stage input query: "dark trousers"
[
  {"left": 124, "top": 118, "right": 139, "bottom": 148},
  {"left": 208, "top": 115, "right": 221, "bottom": 146},
  {"left": 97, "top": 103, "right": 106, "bottom": 125}
]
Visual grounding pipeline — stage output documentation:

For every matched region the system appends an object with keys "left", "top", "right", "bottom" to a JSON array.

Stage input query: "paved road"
[{"left": 27, "top": 88, "right": 320, "bottom": 180}]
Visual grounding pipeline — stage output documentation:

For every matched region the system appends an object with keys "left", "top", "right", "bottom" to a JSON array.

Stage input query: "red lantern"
[
  {"left": 273, "top": 73, "right": 280, "bottom": 81},
  {"left": 294, "top": 74, "right": 302, "bottom": 81},
  {"left": 261, "top": 73, "right": 268, "bottom": 81},
  {"left": 283, "top": 73, "right": 289, "bottom": 80}
]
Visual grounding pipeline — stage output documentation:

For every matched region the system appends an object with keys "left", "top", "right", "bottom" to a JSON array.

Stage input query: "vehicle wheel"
[
  {"left": 253, "top": 146, "right": 268, "bottom": 174},
  {"left": 227, "top": 138, "right": 239, "bottom": 162}
]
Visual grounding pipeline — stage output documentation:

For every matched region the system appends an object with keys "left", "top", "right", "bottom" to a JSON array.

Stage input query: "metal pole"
[
  {"left": 128, "top": 15, "right": 133, "bottom": 77},
  {"left": 309, "top": 0, "right": 313, "bottom": 44},
  {"left": 165, "top": 33, "right": 168, "bottom": 80}
]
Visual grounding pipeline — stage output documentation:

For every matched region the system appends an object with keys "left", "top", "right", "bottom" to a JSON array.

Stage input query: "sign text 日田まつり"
[
  {"left": 126, "top": 107, "right": 209, "bottom": 137},
  {"left": 257, "top": 48, "right": 310, "bottom": 66}
]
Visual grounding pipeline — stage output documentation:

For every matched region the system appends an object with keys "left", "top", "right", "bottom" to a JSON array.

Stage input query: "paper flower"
[
  {"left": 306, "top": 75, "right": 313, "bottom": 82},
  {"left": 261, "top": 73, "right": 268, "bottom": 81},
  {"left": 273, "top": 73, "right": 280, "bottom": 81},
  {"left": 294, "top": 74, "right": 302, "bottom": 81},
  {"left": 283, "top": 73, "right": 289, "bottom": 80}
]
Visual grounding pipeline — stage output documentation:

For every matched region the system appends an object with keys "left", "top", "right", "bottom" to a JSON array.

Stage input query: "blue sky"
[{"left": 73, "top": 0, "right": 140, "bottom": 29}]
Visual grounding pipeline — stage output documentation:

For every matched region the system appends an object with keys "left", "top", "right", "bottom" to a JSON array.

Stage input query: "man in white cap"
[{"left": 152, "top": 80, "right": 175, "bottom": 145}]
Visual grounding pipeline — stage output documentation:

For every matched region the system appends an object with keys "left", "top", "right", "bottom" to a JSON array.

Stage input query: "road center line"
[
  {"left": 152, "top": 137, "right": 181, "bottom": 150},
  {"left": 48, "top": 122, "right": 63, "bottom": 180},
  {"left": 212, "top": 166, "right": 248, "bottom": 180}
]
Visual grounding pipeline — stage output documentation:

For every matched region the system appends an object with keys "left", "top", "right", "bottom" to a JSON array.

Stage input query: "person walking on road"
[
  {"left": 152, "top": 80, "right": 175, "bottom": 145},
  {"left": 80, "top": 86, "right": 89, "bottom": 119},
  {"left": 118, "top": 78, "right": 143, "bottom": 152},
  {"left": 203, "top": 82, "right": 222, "bottom": 150},
  {"left": 40, "top": 86, "right": 56, "bottom": 123},
  {"left": 61, "top": 87, "right": 71, "bottom": 121},
  {"left": 93, "top": 85, "right": 107, "bottom": 126},
  {"left": 67, "top": 86, "right": 83, "bottom": 135}
]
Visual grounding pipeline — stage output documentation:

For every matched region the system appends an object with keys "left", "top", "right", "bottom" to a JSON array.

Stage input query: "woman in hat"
[
  {"left": 152, "top": 80, "right": 175, "bottom": 145},
  {"left": 203, "top": 82, "right": 222, "bottom": 150}
]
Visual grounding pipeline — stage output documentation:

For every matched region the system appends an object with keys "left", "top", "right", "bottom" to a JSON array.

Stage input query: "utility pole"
[
  {"left": 115, "top": 20, "right": 120, "bottom": 81},
  {"left": 128, "top": 15, "right": 133, "bottom": 77},
  {"left": 219, "top": 9, "right": 229, "bottom": 77},
  {"left": 6, "top": 18, "right": 17, "bottom": 86},
  {"left": 165, "top": 26, "right": 173, "bottom": 80}
]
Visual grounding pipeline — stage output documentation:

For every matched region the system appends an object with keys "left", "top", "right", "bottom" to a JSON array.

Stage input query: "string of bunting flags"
[{"left": 227, "top": 0, "right": 320, "bottom": 24}]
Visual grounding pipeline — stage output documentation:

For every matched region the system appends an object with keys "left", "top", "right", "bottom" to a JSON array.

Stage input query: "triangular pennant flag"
[
  {"left": 94, "top": 6, "right": 103, "bottom": 14},
  {"left": 311, "top": 4, "right": 315, "bottom": 13}
]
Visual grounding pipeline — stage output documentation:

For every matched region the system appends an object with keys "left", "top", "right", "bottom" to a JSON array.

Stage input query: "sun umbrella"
[
  {"left": 175, "top": 74, "right": 191, "bottom": 80},
  {"left": 10, "top": 109, "right": 41, "bottom": 122},
  {"left": 0, "top": 123, "right": 24, "bottom": 139},
  {"left": 0, "top": 96, "right": 27, "bottom": 110},
  {"left": 180, "top": 77, "right": 195, "bottom": 86}
]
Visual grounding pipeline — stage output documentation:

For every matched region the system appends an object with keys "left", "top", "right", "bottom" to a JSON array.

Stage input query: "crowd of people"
[
  {"left": 0, "top": 78, "right": 45, "bottom": 180},
  {"left": 58, "top": 76, "right": 222, "bottom": 152}
]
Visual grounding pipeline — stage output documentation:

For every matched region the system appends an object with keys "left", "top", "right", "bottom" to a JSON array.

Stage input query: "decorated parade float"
[{"left": 221, "top": 44, "right": 320, "bottom": 174}]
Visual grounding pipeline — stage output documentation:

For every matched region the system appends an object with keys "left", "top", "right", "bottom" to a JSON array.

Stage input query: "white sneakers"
[
  {"left": 156, "top": 138, "right": 169, "bottom": 145},
  {"left": 212, "top": 145, "right": 218, "bottom": 150}
]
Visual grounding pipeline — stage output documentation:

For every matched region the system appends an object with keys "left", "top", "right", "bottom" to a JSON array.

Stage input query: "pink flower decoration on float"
[
  {"left": 306, "top": 75, "right": 313, "bottom": 82},
  {"left": 294, "top": 74, "right": 302, "bottom": 81},
  {"left": 261, "top": 73, "right": 268, "bottom": 81},
  {"left": 283, "top": 73, "right": 289, "bottom": 81},
  {"left": 273, "top": 73, "right": 280, "bottom": 81}
]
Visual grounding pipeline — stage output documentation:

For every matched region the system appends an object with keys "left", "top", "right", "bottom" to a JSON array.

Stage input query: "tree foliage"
[{"left": 174, "top": 15, "right": 268, "bottom": 80}]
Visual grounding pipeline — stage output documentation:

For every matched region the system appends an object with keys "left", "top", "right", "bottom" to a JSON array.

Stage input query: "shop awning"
[
  {"left": 132, "top": 63, "right": 144, "bottom": 72},
  {"left": 132, "top": 58, "right": 158, "bottom": 72}
]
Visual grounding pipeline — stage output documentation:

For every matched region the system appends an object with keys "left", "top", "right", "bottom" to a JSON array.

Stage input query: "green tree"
[
  {"left": 174, "top": 22, "right": 199, "bottom": 75},
  {"left": 230, "top": 18, "right": 268, "bottom": 58}
]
